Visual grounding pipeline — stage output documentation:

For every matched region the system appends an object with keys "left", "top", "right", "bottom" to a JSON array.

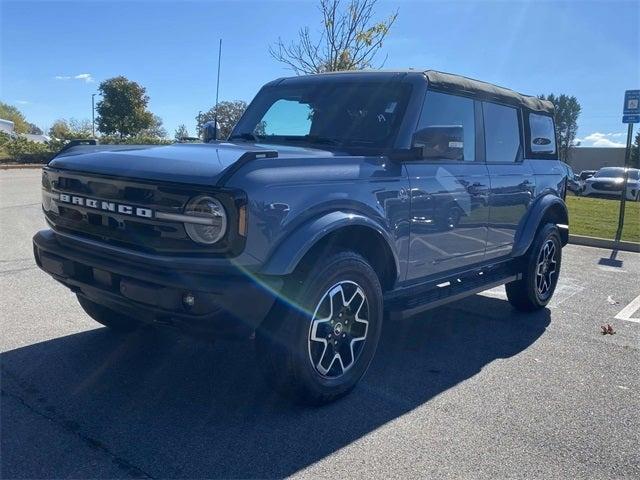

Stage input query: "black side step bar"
[{"left": 384, "top": 263, "right": 520, "bottom": 320}]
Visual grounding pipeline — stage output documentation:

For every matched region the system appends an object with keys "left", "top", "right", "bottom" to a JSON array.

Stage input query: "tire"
[
  {"left": 506, "top": 223, "right": 562, "bottom": 312},
  {"left": 77, "top": 295, "right": 141, "bottom": 333},
  {"left": 256, "top": 250, "right": 383, "bottom": 405}
]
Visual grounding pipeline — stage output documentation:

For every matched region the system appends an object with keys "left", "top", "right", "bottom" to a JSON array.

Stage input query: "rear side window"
[
  {"left": 483, "top": 102, "right": 521, "bottom": 163},
  {"left": 416, "top": 91, "right": 475, "bottom": 161},
  {"left": 529, "top": 113, "right": 556, "bottom": 155}
]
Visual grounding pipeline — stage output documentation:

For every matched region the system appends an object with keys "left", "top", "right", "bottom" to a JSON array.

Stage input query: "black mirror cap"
[
  {"left": 202, "top": 121, "right": 217, "bottom": 143},
  {"left": 412, "top": 125, "right": 464, "bottom": 161}
]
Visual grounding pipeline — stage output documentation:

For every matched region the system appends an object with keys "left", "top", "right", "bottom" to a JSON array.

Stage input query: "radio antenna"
[{"left": 213, "top": 38, "right": 222, "bottom": 140}]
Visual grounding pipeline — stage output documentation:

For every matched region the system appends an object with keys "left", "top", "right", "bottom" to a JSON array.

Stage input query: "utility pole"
[
  {"left": 213, "top": 38, "right": 222, "bottom": 141},
  {"left": 91, "top": 93, "right": 97, "bottom": 137}
]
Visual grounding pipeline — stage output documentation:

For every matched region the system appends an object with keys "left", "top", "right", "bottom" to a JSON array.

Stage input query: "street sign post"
[{"left": 615, "top": 90, "right": 639, "bottom": 242}]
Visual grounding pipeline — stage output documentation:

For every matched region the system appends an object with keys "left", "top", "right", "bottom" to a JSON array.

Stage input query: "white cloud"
[
  {"left": 15, "top": 100, "right": 30, "bottom": 105},
  {"left": 581, "top": 132, "right": 626, "bottom": 148},
  {"left": 54, "top": 73, "right": 94, "bottom": 83},
  {"left": 74, "top": 73, "right": 94, "bottom": 83}
]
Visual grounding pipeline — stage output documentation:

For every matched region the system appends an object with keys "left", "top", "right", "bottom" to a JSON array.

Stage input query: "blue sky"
[{"left": 1, "top": 0, "right": 638, "bottom": 146}]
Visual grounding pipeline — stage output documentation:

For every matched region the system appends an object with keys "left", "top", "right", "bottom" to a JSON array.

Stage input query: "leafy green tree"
[
  {"left": 174, "top": 124, "right": 190, "bottom": 140},
  {"left": 27, "top": 123, "right": 43, "bottom": 135},
  {"left": 0, "top": 102, "right": 30, "bottom": 133},
  {"left": 270, "top": 0, "right": 398, "bottom": 75},
  {"left": 196, "top": 100, "right": 248, "bottom": 140},
  {"left": 49, "top": 118, "right": 93, "bottom": 140},
  {"left": 630, "top": 130, "right": 640, "bottom": 169},
  {"left": 538, "top": 94, "right": 581, "bottom": 163},
  {"left": 96, "top": 76, "right": 154, "bottom": 138},
  {"left": 140, "top": 114, "right": 167, "bottom": 138}
]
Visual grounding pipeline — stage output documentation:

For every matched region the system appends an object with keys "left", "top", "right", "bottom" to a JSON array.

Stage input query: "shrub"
[{"left": 4, "top": 137, "right": 55, "bottom": 163}]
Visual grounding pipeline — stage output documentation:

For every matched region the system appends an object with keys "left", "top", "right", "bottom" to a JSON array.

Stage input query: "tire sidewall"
[
  {"left": 285, "top": 252, "right": 383, "bottom": 400},
  {"left": 526, "top": 224, "right": 562, "bottom": 307}
]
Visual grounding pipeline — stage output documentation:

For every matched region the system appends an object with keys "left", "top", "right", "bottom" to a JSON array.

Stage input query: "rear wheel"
[
  {"left": 77, "top": 295, "right": 141, "bottom": 333},
  {"left": 256, "top": 251, "right": 383, "bottom": 405},
  {"left": 506, "top": 223, "right": 562, "bottom": 311}
]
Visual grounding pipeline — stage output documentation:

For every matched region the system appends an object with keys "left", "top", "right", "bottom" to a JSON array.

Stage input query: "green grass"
[{"left": 567, "top": 195, "right": 639, "bottom": 243}]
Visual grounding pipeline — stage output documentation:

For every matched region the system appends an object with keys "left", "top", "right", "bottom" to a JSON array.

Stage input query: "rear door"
[
  {"left": 482, "top": 102, "right": 535, "bottom": 261},
  {"left": 405, "top": 91, "right": 490, "bottom": 281}
]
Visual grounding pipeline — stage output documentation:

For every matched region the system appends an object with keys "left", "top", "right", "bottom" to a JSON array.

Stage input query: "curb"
[
  {"left": 0, "top": 164, "right": 45, "bottom": 170},
  {"left": 569, "top": 234, "right": 640, "bottom": 253}
]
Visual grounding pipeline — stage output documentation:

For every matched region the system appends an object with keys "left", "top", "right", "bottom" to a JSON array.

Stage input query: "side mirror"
[
  {"left": 412, "top": 125, "right": 464, "bottom": 161},
  {"left": 202, "top": 120, "right": 217, "bottom": 143}
]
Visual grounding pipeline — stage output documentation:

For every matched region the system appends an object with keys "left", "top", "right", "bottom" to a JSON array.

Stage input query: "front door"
[{"left": 406, "top": 91, "right": 490, "bottom": 281}]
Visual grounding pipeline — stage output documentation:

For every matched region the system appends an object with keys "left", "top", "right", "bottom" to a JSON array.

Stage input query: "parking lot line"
[{"left": 615, "top": 293, "right": 640, "bottom": 323}]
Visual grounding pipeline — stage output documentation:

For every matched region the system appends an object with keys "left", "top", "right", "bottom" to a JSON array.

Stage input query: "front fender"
[
  {"left": 512, "top": 194, "right": 569, "bottom": 257},
  {"left": 260, "top": 210, "right": 399, "bottom": 277}
]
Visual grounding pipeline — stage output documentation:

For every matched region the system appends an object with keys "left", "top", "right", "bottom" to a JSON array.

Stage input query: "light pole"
[{"left": 91, "top": 93, "right": 97, "bottom": 137}]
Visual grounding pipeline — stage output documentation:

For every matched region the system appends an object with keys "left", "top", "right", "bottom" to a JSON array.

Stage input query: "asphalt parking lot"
[{"left": 1, "top": 168, "right": 639, "bottom": 479}]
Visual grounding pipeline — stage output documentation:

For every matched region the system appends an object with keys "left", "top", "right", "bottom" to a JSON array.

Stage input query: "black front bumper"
[{"left": 33, "top": 229, "right": 282, "bottom": 338}]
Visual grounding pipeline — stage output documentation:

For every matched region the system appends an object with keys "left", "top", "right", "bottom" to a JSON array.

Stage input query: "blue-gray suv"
[{"left": 34, "top": 70, "right": 569, "bottom": 404}]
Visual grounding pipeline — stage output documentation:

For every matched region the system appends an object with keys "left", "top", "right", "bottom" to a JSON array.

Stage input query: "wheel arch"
[
  {"left": 260, "top": 211, "right": 399, "bottom": 291},
  {"left": 512, "top": 194, "right": 569, "bottom": 257}
]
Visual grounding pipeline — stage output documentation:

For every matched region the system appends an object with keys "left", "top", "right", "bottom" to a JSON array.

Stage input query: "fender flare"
[
  {"left": 260, "top": 210, "right": 400, "bottom": 278},
  {"left": 512, "top": 194, "right": 569, "bottom": 257}
]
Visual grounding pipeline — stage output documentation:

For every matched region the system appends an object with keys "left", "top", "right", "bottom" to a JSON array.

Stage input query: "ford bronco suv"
[{"left": 34, "top": 70, "right": 568, "bottom": 404}]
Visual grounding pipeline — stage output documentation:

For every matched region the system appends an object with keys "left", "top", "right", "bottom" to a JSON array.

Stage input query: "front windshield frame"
[{"left": 232, "top": 80, "right": 413, "bottom": 151}]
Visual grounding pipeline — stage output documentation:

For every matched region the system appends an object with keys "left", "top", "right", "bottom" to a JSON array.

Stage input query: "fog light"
[{"left": 182, "top": 292, "right": 195, "bottom": 308}]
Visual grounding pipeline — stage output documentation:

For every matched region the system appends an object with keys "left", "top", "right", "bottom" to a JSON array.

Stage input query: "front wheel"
[
  {"left": 506, "top": 223, "right": 562, "bottom": 311},
  {"left": 256, "top": 251, "right": 383, "bottom": 405}
]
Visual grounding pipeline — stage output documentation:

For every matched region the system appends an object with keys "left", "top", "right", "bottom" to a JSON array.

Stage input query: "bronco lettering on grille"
[{"left": 56, "top": 193, "right": 153, "bottom": 218}]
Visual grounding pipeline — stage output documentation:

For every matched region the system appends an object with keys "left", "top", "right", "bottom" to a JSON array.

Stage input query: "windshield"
[
  {"left": 595, "top": 167, "right": 639, "bottom": 179},
  {"left": 232, "top": 81, "right": 412, "bottom": 149}
]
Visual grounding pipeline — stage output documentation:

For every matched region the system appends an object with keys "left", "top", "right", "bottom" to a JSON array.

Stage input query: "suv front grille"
[{"left": 42, "top": 169, "right": 242, "bottom": 255}]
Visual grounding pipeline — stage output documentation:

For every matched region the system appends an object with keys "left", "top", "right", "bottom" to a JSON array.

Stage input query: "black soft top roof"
[
  {"left": 276, "top": 69, "right": 554, "bottom": 114},
  {"left": 424, "top": 70, "right": 553, "bottom": 114}
]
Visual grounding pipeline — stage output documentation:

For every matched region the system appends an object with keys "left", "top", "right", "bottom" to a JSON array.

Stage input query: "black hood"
[{"left": 48, "top": 142, "right": 337, "bottom": 186}]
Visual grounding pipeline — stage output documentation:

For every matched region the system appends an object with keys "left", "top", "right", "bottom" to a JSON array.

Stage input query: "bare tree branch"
[{"left": 269, "top": 0, "right": 397, "bottom": 75}]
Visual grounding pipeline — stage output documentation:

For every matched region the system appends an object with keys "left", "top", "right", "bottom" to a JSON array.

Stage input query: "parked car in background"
[
  {"left": 577, "top": 170, "right": 596, "bottom": 194},
  {"left": 582, "top": 167, "right": 640, "bottom": 201},
  {"left": 579, "top": 170, "right": 596, "bottom": 181},
  {"left": 560, "top": 162, "right": 581, "bottom": 194}
]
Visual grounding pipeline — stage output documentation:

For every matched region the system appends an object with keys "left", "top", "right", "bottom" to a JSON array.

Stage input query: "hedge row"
[{"left": 0, "top": 132, "right": 172, "bottom": 164}]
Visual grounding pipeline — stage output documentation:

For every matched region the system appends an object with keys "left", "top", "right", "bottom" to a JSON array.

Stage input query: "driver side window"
[{"left": 415, "top": 91, "right": 476, "bottom": 161}]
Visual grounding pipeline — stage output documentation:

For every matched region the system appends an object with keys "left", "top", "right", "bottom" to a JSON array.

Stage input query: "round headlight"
[{"left": 184, "top": 195, "right": 227, "bottom": 245}]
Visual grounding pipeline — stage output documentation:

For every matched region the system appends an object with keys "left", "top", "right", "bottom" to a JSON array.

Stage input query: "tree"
[
  {"left": 538, "top": 94, "right": 581, "bottom": 163},
  {"left": 630, "top": 130, "right": 640, "bottom": 169},
  {"left": 27, "top": 123, "right": 43, "bottom": 135},
  {"left": 49, "top": 118, "right": 93, "bottom": 140},
  {"left": 270, "top": 0, "right": 397, "bottom": 75},
  {"left": 0, "top": 102, "right": 30, "bottom": 133},
  {"left": 174, "top": 124, "right": 190, "bottom": 140},
  {"left": 96, "top": 76, "right": 154, "bottom": 138},
  {"left": 140, "top": 114, "right": 167, "bottom": 138},
  {"left": 196, "top": 100, "right": 248, "bottom": 140}
]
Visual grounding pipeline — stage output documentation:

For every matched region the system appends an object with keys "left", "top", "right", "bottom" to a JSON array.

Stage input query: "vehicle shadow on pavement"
[{"left": 1, "top": 294, "right": 550, "bottom": 479}]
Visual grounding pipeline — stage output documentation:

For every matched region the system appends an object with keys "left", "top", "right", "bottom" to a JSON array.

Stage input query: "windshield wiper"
[
  {"left": 279, "top": 135, "right": 342, "bottom": 146},
  {"left": 228, "top": 132, "right": 259, "bottom": 142}
]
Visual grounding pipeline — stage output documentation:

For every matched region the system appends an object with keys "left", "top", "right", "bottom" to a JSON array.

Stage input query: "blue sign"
[
  {"left": 623, "top": 90, "right": 640, "bottom": 115},
  {"left": 623, "top": 114, "right": 640, "bottom": 124}
]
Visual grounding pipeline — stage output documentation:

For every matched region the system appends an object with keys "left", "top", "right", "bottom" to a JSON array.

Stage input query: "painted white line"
[{"left": 615, "top": 293, "right": 640, "bottom": 323}]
